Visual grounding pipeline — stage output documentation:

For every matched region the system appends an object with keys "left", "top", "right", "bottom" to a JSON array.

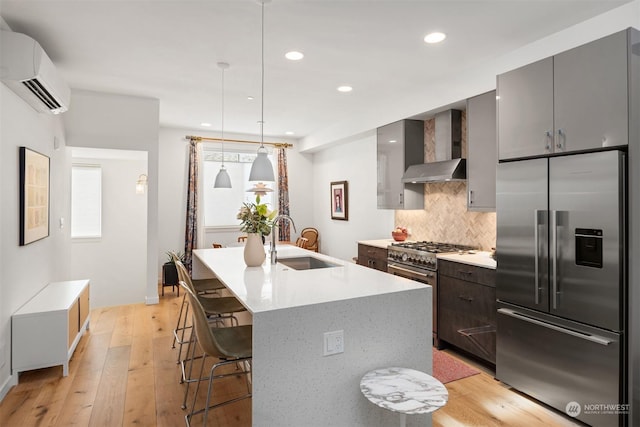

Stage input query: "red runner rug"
[{"left": 432, "top": 348, "right": 480, "bottom": 384}]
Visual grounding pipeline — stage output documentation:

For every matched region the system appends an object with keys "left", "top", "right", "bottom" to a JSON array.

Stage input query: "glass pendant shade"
[
  {"left": 249, "top": 147, "right": 275, "bottom": 182},
  {"left": 214, "top": 166, "right": 232, "bottom": 188}
]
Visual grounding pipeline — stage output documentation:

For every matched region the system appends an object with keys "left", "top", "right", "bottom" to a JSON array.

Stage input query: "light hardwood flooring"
[{"left": 1, "top": 286, "right": 581, "bottom": 427}]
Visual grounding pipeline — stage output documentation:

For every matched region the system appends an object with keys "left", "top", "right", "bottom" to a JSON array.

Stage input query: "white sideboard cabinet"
[{"left": 12, "top": 279, "right": 90, "bottom": 377}]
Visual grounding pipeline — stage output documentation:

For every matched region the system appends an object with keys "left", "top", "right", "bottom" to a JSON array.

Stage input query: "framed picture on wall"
[
  {"left": 330, "top": 180, "right": 348, "bottom": 221},
  {"left": 19, "top": 147, "right": 50, "bottom": 245}
]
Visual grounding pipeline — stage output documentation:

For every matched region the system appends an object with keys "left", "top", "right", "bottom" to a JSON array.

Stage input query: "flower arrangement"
[{"left": 237, "top": 195, "right": 278, "bottom": 236}]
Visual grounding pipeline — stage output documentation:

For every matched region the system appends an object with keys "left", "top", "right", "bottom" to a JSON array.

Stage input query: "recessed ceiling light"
[
  {"left": 424, "top": 32, "right": 446, "bottom": 44},
  {"left": 201, "top": 122, "right": 212, "bottom": 127},
  {"left": 337, "top": 86, "right": 353, "bottom": 93},
  {"left": 285, "top": 51, "right": 304, "bottom": 60},
  {"left": 389, "top": 139, "right": 397, "bottom": 143},
  {"left": 285, "top": 131, "right": 295, "bottom": 135},
  {"left": 247, "top": 96, "right": 254, "bottom": 101}
]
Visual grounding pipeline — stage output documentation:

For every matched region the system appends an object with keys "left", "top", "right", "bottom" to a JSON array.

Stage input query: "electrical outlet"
[{"left": 323, "top": 330, "right": 344, "bottom": 356}]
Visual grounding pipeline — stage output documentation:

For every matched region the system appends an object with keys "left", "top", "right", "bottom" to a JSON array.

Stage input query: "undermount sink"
[{"left": 278, "top": 256, "right": 340, "bottom": 270}]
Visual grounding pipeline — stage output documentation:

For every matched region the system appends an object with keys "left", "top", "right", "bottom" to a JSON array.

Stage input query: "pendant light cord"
[
  {"left": 259, "top": 0, "right": 265, "bottom": 148},
  {"left": 221, "top": 65, "right": 225, "bottom": 167}
]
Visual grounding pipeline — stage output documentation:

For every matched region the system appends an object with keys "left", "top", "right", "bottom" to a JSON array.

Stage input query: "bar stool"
[
  {"left": 174, "top": 259, "right": 247, "bottom": 372},
  {"left": 170, "top": 252, "right": 226, "bottom": 353},
  {"left": 180, "top": 282, "right": 252, "bottom": 427},
  {"left": 360, "top": 367, "right": 448, "bottom": 427}
]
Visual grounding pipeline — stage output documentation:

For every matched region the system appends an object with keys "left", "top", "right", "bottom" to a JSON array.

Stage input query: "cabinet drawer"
[
  {"left": 358, "top": 244, "right": 388, "bottom": 272},
  {"left": 358, "top": 244, "right": 387, "bottom": 261},
  {"left": 358, "top": 256, "right": 387, "bottom": 272},
  {"left": 439, "top": 259, "right": 495, "bottom": 287},
  {"left": 439, "top": 275, "right": 496, "bottom": 363}
]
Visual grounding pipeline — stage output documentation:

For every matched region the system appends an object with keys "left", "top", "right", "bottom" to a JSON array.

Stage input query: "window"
[
  {"left": 71, "top": 164, "right": 102, "bottom": 238},
  {"left": 202, "top": 145, "right": 275, "bottom": 227}
]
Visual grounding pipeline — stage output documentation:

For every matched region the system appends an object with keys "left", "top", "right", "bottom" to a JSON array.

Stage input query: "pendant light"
[
  {"left": 214, "top": 62, "right": 232, "bottom": 188},
  {"left": 249, "top": 0, "right": 275, "bottom": 182}
]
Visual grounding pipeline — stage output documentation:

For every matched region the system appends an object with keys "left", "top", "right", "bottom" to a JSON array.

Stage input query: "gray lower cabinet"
[
  {"left": 438, "top": 260, "right": 496, "bottom": 364},
  {"left": 466, "top": 90, "right": 497, "bottom": 211},
  {"left": 357, "top": 244, "right": 388, "bottom": 272},
  {"left": 498, "top": 28, "right": 635, "bottom": 160},
  {"left": 377, "top": 119, "right": 424, "bottom": 209}
]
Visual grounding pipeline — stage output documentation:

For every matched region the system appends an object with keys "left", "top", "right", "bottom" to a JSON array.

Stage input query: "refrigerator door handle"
[
  {"left": 498, "top": 308, "right": 613, "bottom": 346},
  {"left": 551, "top": 210, "right": 558, "bottom": 309},
  {"left": 534, "top": 209, "right": 541, "bottom": 305}
]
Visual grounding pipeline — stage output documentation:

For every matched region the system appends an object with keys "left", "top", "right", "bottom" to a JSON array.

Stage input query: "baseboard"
[
  {"left": 145, "top": 295, "right": 159, "bottom": 305},
  {"left": 0, "top": 373, "right": 18, "bottom": 402}
]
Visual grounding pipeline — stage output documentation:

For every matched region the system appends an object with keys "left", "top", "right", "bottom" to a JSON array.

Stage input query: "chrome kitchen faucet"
[{"left": 270, "top": 214, "right": 296, "bottom": 264}]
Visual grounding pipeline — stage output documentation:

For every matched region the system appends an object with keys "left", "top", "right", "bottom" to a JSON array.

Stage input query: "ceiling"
[{"left": 0, "top": 0, "right": 631, "bottom": 145}]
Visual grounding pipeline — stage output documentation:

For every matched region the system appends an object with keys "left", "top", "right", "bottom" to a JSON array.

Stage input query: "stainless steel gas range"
[{"left": 387, "top": 241, "right": 477, "bottom": 347}]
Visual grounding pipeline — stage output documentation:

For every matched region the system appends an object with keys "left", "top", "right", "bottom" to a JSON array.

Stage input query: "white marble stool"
[{"left": 360, "top": 367, "right": 448, "bottom": 427}]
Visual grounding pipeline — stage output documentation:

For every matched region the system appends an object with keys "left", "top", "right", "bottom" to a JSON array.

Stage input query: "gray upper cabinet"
[
  {"left": 554, "top": 30, "right": 629, "bottom": 152},
  {"left": 467, "top": 90, "right": 497, "bottom": 211},
  {"left": 497, "top": 58, "right": 553, "bottom": 160},
  {"left": 498, "top": 28, "right": 633, "bottom": 161},
  {"left": 377, "top": 119, "right": 424, "bottom": 209}
]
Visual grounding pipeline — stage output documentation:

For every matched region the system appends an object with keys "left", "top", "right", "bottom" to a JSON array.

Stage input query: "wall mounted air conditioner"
[{"left": 1, "top": 30, "right": 70, "bottom": 114}]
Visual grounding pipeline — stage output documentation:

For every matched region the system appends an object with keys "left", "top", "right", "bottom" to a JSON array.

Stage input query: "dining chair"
[
  {"left": 295, "top": 236, "right": 309, "bottom": 249},
  {"left": 300, "top": 227, "right": 319, "bottom": 252},
  {"left": 237, "top": 235, "right": 247, "bottom": 243},
  {"left": 212, "top": 243, "right": 223, "bottom": 248},
  {"left": 180, "top": 282, "right": 252, "bottom": 427}
]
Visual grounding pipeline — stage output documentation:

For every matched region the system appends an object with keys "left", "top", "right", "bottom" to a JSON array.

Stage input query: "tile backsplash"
[{"left": 395, "top": 113, "right": 497, "bottom": 250}]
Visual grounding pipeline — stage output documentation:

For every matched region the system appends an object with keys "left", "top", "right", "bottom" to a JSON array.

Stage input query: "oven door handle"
[{"left": 388, "top": 264, "right": 432, "bottom": 278}]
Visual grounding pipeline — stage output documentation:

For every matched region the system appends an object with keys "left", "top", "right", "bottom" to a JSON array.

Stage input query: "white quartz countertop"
[
  {"left": 193, "top": 246, "right": 426, "bottom": 314},
  {"left": 357, "top": 239, "right": 395, "bottom": 249},
  {"left": 437, "top": 251, "right": 496, "bottom": 269}
]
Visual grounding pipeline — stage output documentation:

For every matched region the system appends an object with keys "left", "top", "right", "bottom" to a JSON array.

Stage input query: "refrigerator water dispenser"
[{"left": 575, "top": 228, "right": 603, "bottom": 268}]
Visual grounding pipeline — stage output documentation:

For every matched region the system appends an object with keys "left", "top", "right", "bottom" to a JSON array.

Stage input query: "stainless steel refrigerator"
[{"left": 496, "top": 150, "right": 627, "bottom": 426}]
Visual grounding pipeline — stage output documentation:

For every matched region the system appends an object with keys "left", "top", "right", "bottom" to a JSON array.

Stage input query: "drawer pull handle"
[
  {"left": 498, "top": 308, "right": 613, "bottom": 346},
  {"left": 458, "top": 295, "right": 474, "bottom": 302}
]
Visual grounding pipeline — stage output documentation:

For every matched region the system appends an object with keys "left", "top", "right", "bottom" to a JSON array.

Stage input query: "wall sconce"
[{"left": 136, "top": 174, "right": 148, "bottom": 194}]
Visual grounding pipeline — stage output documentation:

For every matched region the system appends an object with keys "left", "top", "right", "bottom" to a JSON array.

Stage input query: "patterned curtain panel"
[
  {"left": 277, "top": 148, "right": 290, "bottom": 242},
  {"left": 184, "top": 139, "right": 199, "bottom": 274}
]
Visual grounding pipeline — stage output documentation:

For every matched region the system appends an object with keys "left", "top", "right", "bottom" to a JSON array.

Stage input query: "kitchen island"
[{"left": 192, "top": 246, "right": 432, "bottom": 427}]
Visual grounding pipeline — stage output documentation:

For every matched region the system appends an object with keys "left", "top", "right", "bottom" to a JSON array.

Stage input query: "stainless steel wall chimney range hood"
[{"left": 401, "top": 109, "right": 466, "bottom": 183}]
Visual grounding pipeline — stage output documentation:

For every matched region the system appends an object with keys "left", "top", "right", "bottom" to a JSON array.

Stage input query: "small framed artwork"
[
  {"left": 19, "top": 147, "right": 50, "bottom": 245},
  {"left": 330, "top": 180, "right": 348, "bottom": 221}
]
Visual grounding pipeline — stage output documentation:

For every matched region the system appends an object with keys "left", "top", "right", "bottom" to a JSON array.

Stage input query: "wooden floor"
[{"left": 0, "top": 286, "right": 580, "bottom": 427}]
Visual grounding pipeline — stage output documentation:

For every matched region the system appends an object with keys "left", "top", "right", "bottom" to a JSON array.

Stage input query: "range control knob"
[{"left": 401, "top": 253, "right": 408, "bottom": 262}]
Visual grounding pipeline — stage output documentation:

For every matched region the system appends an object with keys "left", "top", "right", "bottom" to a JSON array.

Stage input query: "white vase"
[{"left": 244, "top": 233, "right": 266, "bottom": 267}]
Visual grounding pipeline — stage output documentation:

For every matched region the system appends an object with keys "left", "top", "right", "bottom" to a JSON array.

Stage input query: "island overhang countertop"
[{"left": 192, "top": 245, "right": 426, "bottom": 313}]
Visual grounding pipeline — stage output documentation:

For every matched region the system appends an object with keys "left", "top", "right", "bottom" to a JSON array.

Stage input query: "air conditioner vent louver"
[{"left": 22, "top": 79, "right": 63, "bottom": 112}]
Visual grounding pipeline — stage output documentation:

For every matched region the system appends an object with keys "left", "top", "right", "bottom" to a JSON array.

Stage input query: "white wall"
[
  {"left": 70, "top": 150, "right": 147, "bottom": 308},
  {"left": 0, "top": 84, "right": 71, "bottom": 398},
  {"left": 311, "top": 131, "right": 394, "bottom": 261},
  {"left": 157, "top": 127, "right": 313, "bottom": 274},
  {"left": 63, "top": 90, "right": 160, "bottom": 305}
]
